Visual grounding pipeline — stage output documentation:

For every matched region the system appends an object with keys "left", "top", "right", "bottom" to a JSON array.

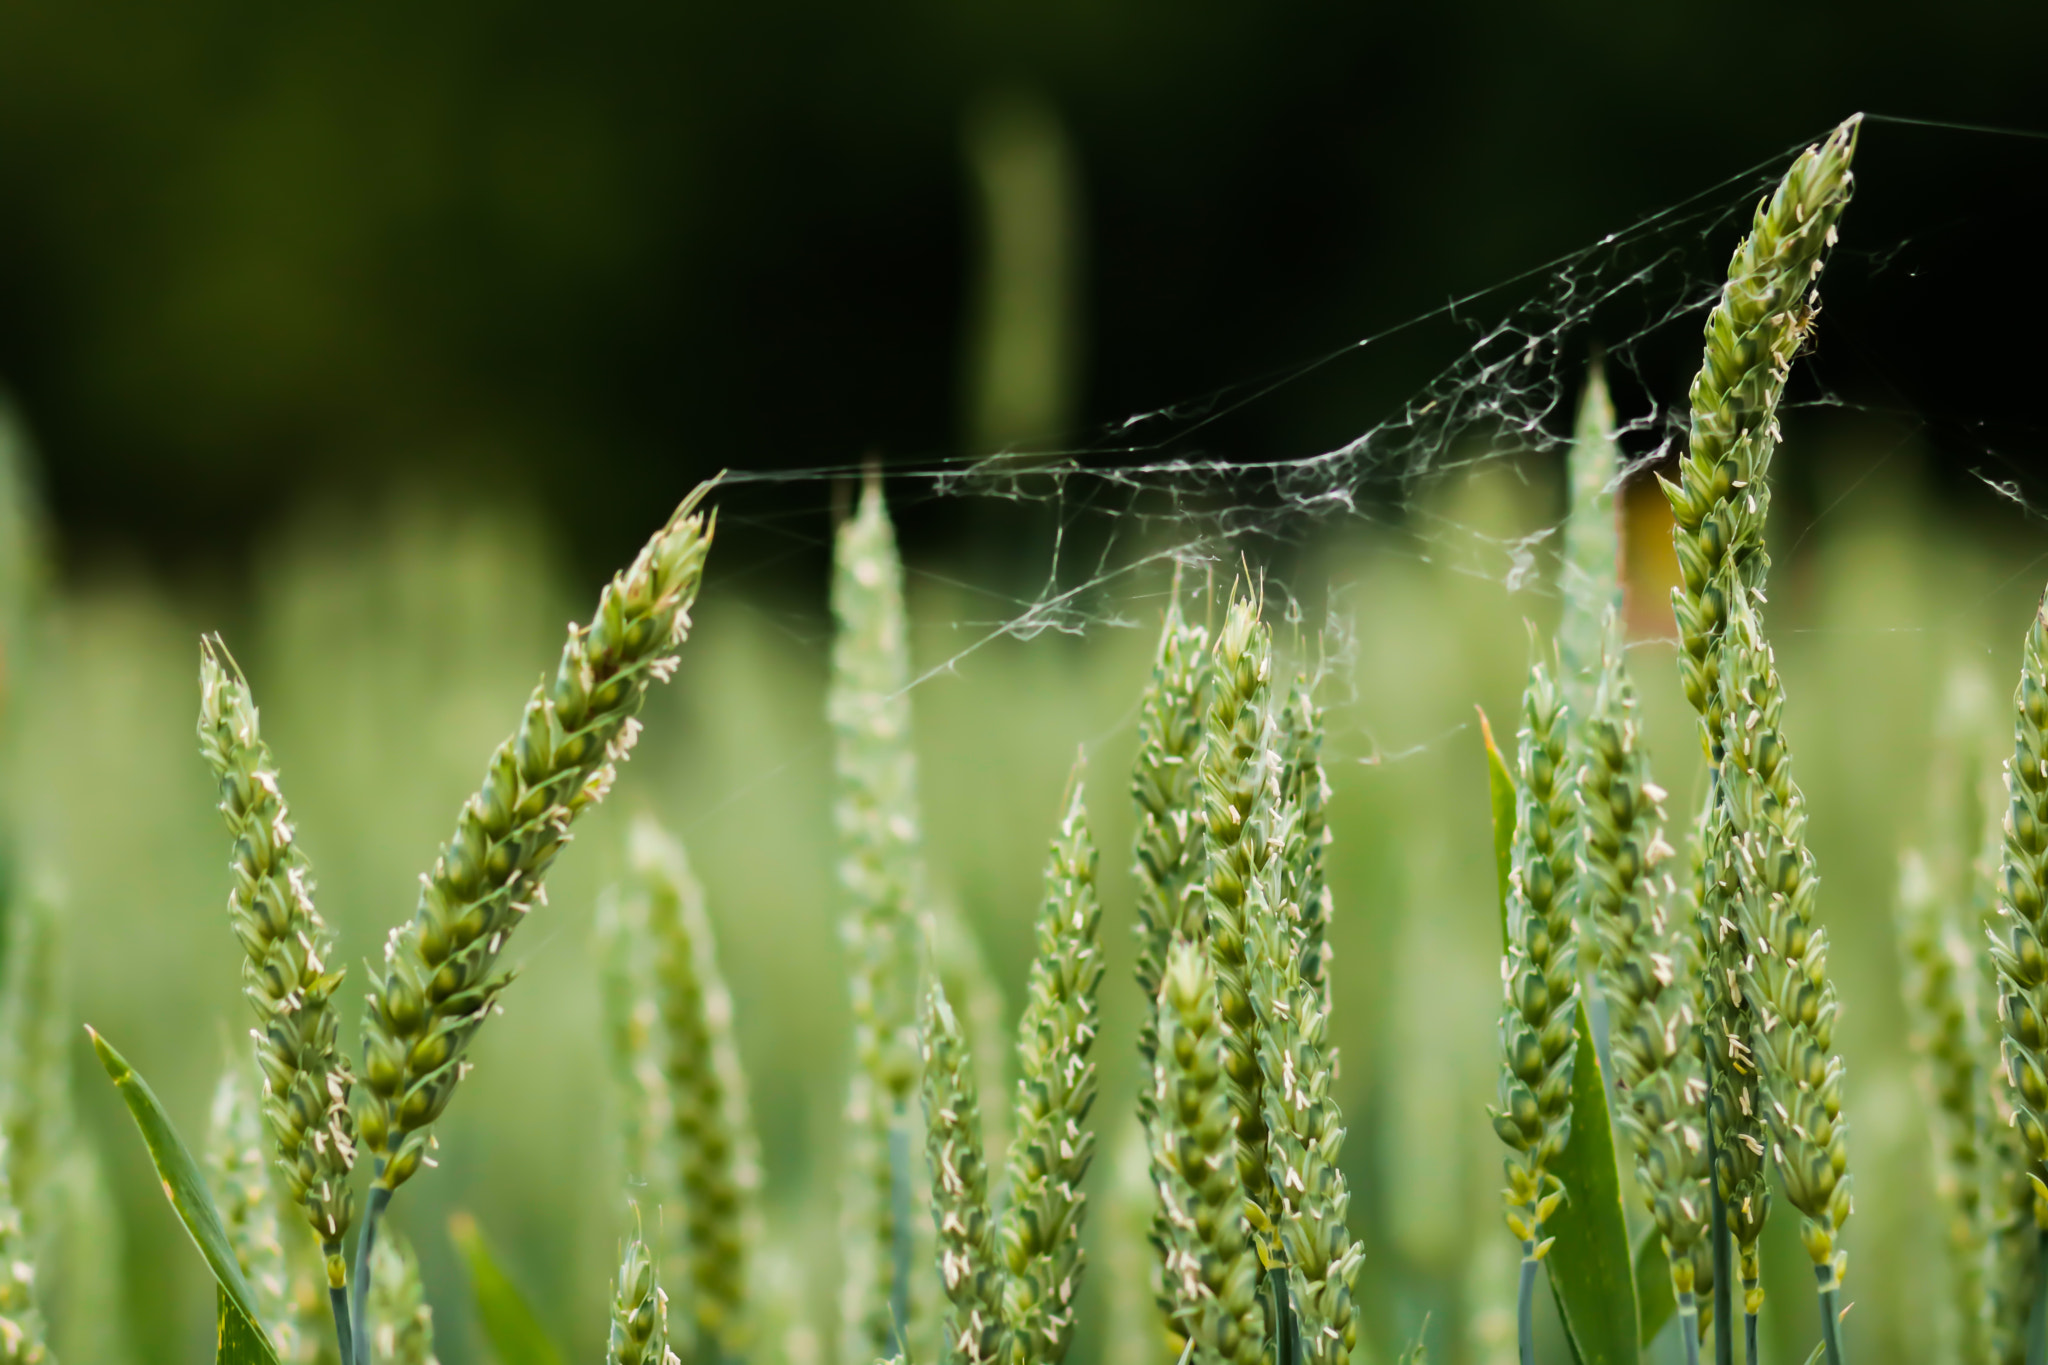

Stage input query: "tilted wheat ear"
[
  {"left": 1662, "top": 115, "right": 1858, "bottom": 1349},
  {"left": 995, "top": 767, "right": 1103, "bottom": 1365},
  {"left": 1147, "top": 940, "right": 1263, "bottom": 1365},
  {"left": 1577, "top": 618, "right": 1714, "bottom": 1356},
  {"left": 197, "top": 639, "right": 360, "bottom": 1335},
  {"left": 829, "top": 472, "right": 927, "bottom": 1365},
  {"left": 1488, "top": 653, "right": 1579, "bottom": 1360}
]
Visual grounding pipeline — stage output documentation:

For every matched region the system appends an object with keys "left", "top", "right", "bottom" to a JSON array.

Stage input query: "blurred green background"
[{"left": 2, "top": 3, "right": 2047, "bottom": 1362}]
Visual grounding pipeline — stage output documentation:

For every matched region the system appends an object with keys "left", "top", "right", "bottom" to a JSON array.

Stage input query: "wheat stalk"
[
  {"left": 196, "top": 639, "right": 360, "bottom": 1345},
  {"left": 995, "top": 769, "right": 1102, "bottom": 1365},
  {"left": 1200, "top": 591, "right": 1279, "bottom": 1218},
  {"left": 365, "top": 1233, "right": 437, "bottom": 1365},
  {"left": 630, "top": 816, "right": 763, "bottom": 1365},
  {"left": 208, "top": 1059, "right": 312, "bottom": 1363},
  {"left": 829, "top": 473, "right": 926, "bottom": 1365},
  {"left": 1489, "top": 652, "right": 1579, "bottom": 1363},
  {"left": 1147, "top": 939, "right": 1263, "bottom": 1365},
  {"left": 1713, "top": 593, "right": 1852, "bottom": 1359},
  {"left": 0, "top": 1138, "right": 48, "bottom": 1365},
  {"left": 1577, "top": 619, "right": 1713, "bottom": 1355}
]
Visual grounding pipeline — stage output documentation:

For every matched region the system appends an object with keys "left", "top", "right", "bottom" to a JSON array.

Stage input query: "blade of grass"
[
  {"left": 89, "top": 1026, "right": 279, "bottom": 1365},
  {"left": 448, "top": 1212, "right": 567, "bottom": 1365},
  {"left": 1541, "top": 1001, "right": 1641, "bottom": 1365},
  {"left": 219, "top": 1286, "right": 278, "bottom": 1365}
]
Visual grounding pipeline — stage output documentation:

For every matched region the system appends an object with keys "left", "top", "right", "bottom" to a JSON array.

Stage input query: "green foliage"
[
  {"left": 1539, "top": 1001, "right": 1638, "bottom": 1365},
  {"left": 90, "top": 1028, "right": 279, "bottom": 1365},
  {"left": 447, "top": 1213, "right": 567, "bottom": 1365}
]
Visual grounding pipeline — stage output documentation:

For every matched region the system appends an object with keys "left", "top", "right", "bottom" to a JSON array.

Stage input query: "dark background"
[{"left": 0, "top": 0, "right": 2043, "bottom": 581}]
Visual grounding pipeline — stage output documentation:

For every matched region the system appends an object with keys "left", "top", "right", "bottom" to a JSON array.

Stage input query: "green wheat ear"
[
  {"left": 611, "top": 1222, "right": 679, "bottom": 1365},
  {"left": 0, "top": 1136, "right": 50, "bottom": 1364},
  {"left": 365, "top": 1232, "right": 438, "bottom": 1365},
  {"left": 207, "top": 1059, "right": 311, "bottom": 1364},
  {"left": 629, "top": 815, "right": 762, "bottom": 1365},
  {"left": 1147, "top": 939, "right": 1263, "bottom": 1365},
  {"left": 920, "top": 981, "right": 1001, "bottom": 1365},
  {"left": 829, "top": 471, "right": 927, "bottom": 1365},
  {"left": 1990, "top": 588, "right": 2048, "bottom": 1230}
]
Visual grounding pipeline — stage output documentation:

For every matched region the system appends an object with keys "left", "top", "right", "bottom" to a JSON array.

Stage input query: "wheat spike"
[
  {"left": 1147, "top": 940, "right": 1263, "bottom": 1365},
  {"left": 611, "top": 1225, "right": 680, "bottom": 1365},
  {"left": 1577, "top": 618, "right": 1714, "bottom": 1333},
  {"left": 207, "top": 1060, "right": 312, "bottom": 1363},
  {"left": 357, "top": 483, "right": 715, "bottom": 1196},
  {"left": 1277, "top": 670, "right": 1333, "bottom": 1008},
  {"left": 630, "top": 816, "right": 762, "bottom": 1365},
  {"left": 196, "top": 640, "right": 359, "bottom": 1291},
  {"left": 595, "top": 879, "right": 684, "bottom": 1266},
  {"left": 1989, "top": 589, "right": 2048, "bottom": 1240},
  {"left": 995, "top": 769, "right": 1103, "bottom": 1365},
  {"left": 1199, "top": 590, "right": 1279, "bottom": 1215},
  {"left": 0, "top": 1138, "right": 49, "bottom": 1365},
  {"left": 365, "top": 1233, "right": 437, "bottom": 1365},
  {"left": 921, "top": 982, "right": 1002, "bottom": 1365},
  {"left": 829, "top": 472, "right": 927, "bottom": 1365}
]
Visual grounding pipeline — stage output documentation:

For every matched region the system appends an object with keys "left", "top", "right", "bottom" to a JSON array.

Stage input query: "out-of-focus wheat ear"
[
  {"left": 0, "top": 1135, "right": 50, "bottom": 1364},
  {"left": 1102, "top": 1116, "right": 1178, "bottom": 1365},
  {"left": 594, "top": 878, "right": 684, "bottom": 1267},
  {"left": 1148, "top": 940, "right": 1264, "bottom": 1365},
  {"left": 829, "top": 471, "right": 927, "bottom": 1365},
  {"left": 207, "top": 1059, "right": 303, "bottom": 1362},
  {"left": 365, "top": 1232, "right": 438, "bottom": 1365},
  {"left": 196, "top": 639, "right": 359, "bottom": 1320},
  {"left": 995, "top": 764, "right": 1103, "bottom": 1365},
  {"left": 921, "top": 982, "right": 1002, "bottom": 1365},
  {"left": 610, "top": 1219, "right": 679, "bottom": 1365},
  {"left": 1557, "top": 351, "right": 1622, "bottom": 720},
  {"left": 1199, "top": 588, "right": 1280, "bottom": 1215},
  {"left": 629, "top": 816, "right": 763, "bottom": 1365}
]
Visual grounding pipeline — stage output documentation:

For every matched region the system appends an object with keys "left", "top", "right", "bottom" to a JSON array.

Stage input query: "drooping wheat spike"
[
  {"left": 207, "top": 1060, "right": 307, "bottom": 1362},
  {"left": 1148, "top": 940, "right": 1264, "bottom": 1365},
  {"left": 365, "top": 1233, "right": 437, "bottom": 1365},
  {"left": 1576, "top": 621, "right": 1713, "bottom": 1351},
  {"left": 1249, "top": 748, "right": 1360, "bottom": 1365},
  {"left": 1133, "top": 586, "right": 1212, "bottom": 1110},
  {"left": 1200, "top": 590, "right": 1279, "bottom": 1216},
  {"left": 996, "top": 769, "right": 1103, "bottom": 1365},
  {"left": 0, "top": 1139, "right": 49, "bottom": 1365},
  {"left": 1489, "top": 654, "right": 1578, "bottom": 1361},
  {"left": 830, "top": 473, "right": 926, "bottom": 1365},
  {"left": 1663, "top": 116, "right": 1859, "bottom": 765},
  {"left": 1277, "top": 670, "right": 1333, "bottom": 1007},
  {"left": 1557, "top": 353, "right": 1622, "bottom": 719},
  {"left": 627, "top": 816, "right": 763, "bottom": 1365},
  {"left": 922, "top": 983, "right": 1002, "bottom": 1365},
  {"left": 196, "top": 640, "right": 359, "bottom": 1312},
  {"left": 612, "top": 1226, "right": 680, "bottom": 1365},
  {"left": 1715, "top": 595, "right": 1852, "bottom": 1356},
  {"left": 1895, "top": 847, "right": 1989, "bottom": 1364},
  {"left": 358, "top": 484, "right": 715, "bottom": 1200}
]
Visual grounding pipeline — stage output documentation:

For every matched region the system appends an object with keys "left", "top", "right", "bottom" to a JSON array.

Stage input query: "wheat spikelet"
[
  {"left": 921, "top": 982, "right": 1001, "bottom": 1365},
  {"left": 1251, "top": 678, "right": 1358, "bottom": 1365},
  {"left": 0, "top": 1139, "right": 48, "bottom": 1365},
  {"left": 365, "top": 1233, "right": 437, "bottom": 1365},
  {"left": 1147, "top": 940, "right": 1263, "bottom": 1365},
  {"left": 1576, "top": 621, "right": 1713, "bottom": 1329},
  {"left": 630, "top": 816, "right": 762, "bottom": 1365},
  {"left": 995, "top": 770, "right": 1102, "bottom": 1365},
  {"left": 1199, "top": 591, "right": 1279, "bottom": 1215},
  {"left": 207, "top": 1060, "right": 312, "bottom": 1363},
  {"left": 830, "top": 473, "right": 926, "bottom": 1365},
  {"left": 1489, "top": 654, "right": 1579, "bottom": 1259},
  {"left": 196, "top": 640, "right": 359, "bottom": 1289},
  {"left": 357, "top": 483, "right": 715, "bottom": 1196},
  {"left": 613, "top": 1224, "right": 682, "bottom": 1365}
]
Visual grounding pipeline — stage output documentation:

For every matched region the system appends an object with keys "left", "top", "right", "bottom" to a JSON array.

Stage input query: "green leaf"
[
  {"left": 1542, "top": 1001, "right": 1640, "bottom": 1365},
  {"left": 218, "top": 1286, "right": 277, "bottom": 1365},
  {"left": 449, "top": 1211, "right": 568, "bottom": 1365},
  {"left": 89, "top": 1027, "right": 280, "bottom": 1365},
  {"left": 1634, "top": 1230, "right": 1675, "bottom": 1348},
  {"left": 1477, "top": 704, "right": 1516, "bottom": 953}
]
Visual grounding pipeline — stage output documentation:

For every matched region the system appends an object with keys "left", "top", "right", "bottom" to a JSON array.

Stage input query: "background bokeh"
[{"left": 1, "top": 3, "right": 2046, "bottom": 1362}]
